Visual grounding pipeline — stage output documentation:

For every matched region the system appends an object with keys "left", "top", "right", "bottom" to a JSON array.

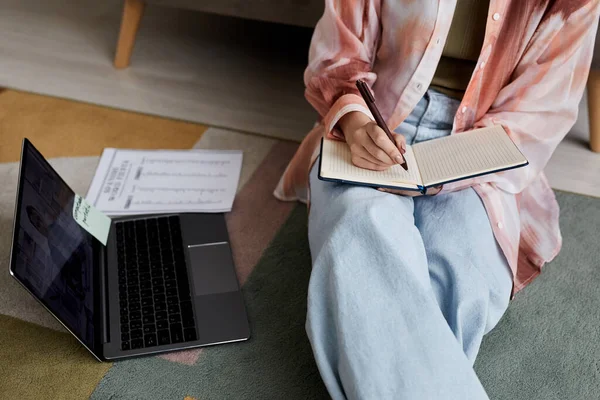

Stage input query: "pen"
[{"left": 355, "top": 79, "right": 408, "bottom": 171}]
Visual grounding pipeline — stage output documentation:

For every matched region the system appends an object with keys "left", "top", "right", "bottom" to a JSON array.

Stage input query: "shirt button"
[
  {"left": 416, "top": 83, "right": 422, "bottom": 89},
  {"left": 436, "top": 38, "right": 441, "bottom": 45},
  {"left": 461, "top": 106, "right": 467, "bottom": 113},
  {"left": 497, "top": 222, "right": 504, "bottom": 229},
  {"left": 493, "top": 12, "right": 501, "bottom": 21}
]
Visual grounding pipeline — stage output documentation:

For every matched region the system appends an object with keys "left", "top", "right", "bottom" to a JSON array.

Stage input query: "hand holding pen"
[{"left": 337, "top": 80, "right": 408, "bottom": 171}]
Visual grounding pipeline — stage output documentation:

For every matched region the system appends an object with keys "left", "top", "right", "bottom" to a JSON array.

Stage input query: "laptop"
[{"left": 9, "top": 139, "right": 250, "bottom": 361}]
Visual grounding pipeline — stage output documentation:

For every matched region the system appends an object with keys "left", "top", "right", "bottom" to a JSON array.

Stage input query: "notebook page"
[
  {"left": 320, "top": 139, "right": 422, "bottom": 188},
  {"left": 412, "top": 125, "right": 528, "bottom": 187}
]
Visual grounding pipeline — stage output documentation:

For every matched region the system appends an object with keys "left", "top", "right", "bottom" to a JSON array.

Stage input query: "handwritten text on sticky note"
[{"left": 73, "top": 194, "right": 111, "bottom": 245}]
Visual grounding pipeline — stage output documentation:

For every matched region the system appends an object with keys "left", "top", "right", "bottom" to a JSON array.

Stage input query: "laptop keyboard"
[{"left": 116, "top": 216, "right": 198, "bottom": 351}]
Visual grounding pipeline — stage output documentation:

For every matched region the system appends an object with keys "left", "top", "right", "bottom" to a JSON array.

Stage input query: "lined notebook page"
[
  {"left": 320, "top": 139, "right": 422, "bottom": 188},
  {"left": 412, "top": 125, "right": 528, "bottom": 187}
]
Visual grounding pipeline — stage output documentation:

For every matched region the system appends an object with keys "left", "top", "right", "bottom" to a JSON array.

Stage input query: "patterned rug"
[{"left": 1, "top": 89, "right": 600, "bottom": 399}]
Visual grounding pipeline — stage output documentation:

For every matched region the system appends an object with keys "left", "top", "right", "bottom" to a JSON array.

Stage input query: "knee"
[{"left": 313, "top": 186, "right": 412, "bottom": 234}]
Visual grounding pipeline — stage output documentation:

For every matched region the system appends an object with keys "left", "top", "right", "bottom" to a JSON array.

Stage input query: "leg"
[
  {"left": 114, "top": 0, "right": 145, "bottom": 69},
  {"left": 414, "top": 188, "right": 513, "bottom": 363},
  {"left": 306, "top": 163, "right": 490, "bottom": 399},
  {"left": 588, "top": 69, "right": 600, "bottom": 152}
]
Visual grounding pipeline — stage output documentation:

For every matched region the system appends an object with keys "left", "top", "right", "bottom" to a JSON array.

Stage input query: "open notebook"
[{"left": 318, "top": 125, "right": 528, "bottom": 193}]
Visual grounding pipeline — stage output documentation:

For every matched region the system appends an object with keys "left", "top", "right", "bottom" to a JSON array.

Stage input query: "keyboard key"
[
  {"left": 170, "top": 323, "right": 183, "bottom": 343},
  {"left": 120, "top": 304, "right": 128, "bottom": 314},
  {"left": 129, "top": 293, "right": 141, "bottom": 303},
  {"left": 121, "top": 341, "right": 130, "bottom": 350},
  {"left": 152, "top": 277, "right": 164, "bottom": 287},
  {"left": 153, "top": 285, "right": 165, "bottom": 294},
  {"left": 130, "top": 311, "right": 141, "bottom": 320},
  {"left": 158, "top": 329, "right": 171, "bottom": 345},
  {"left": 164, "top": 271, "right": 176, "bottom": 281},
  {"left": 139, "top": 273, "right": 151, "bottom": 282},
  {"left": 184, "top": 328, "right": 197, "bottom": 342},
  {"left": 120, "top": 315, "right": 128, "bottom": 324},
  {"left": 131, "top": 329, "right": 143, "bottom": 339},
  {"left": 121, "top": 333, "right": 130, "bottom": 341},
  {"left": 156, "top": 311, "right": 168, "bottom": 321},
  {"left": 157, "top": 320, "right": 168, "bottom": 330},
  {"left": 143, "top": 315, "right": 155, "bottom": 324},
  {"left": 129, "top": 302, "right": 141, "bottom": 312},
  {"left": 121, "top": 323, "right": 129, "bottom": 333},
  {"left": 165, "top": 280, "right": 177, "bottom": 290},
  {"left": 167, "top": 304, "right": 180, "bottom": 314},
  {"left": 166, "top": 287, "right": 178, "bottom": 297},
  {"left": 130, "top": 320, "right": 142, "bottom": 330},
  {"left": 182, "top": 317, "right": 195, "bottom": 328},
  {"left": 131, "top": 339, "right": 144, "bottom": 350},
  {"left": 143, "top": 324, "right": 156, "bottom": 334},
  {"left": 169, "top": 314, "right": 181, "bottom": 324},
  {"left": 144, "top": 333, "right": 157, "bottom": 347},
  {"left": 127, "top": 286, "right": 140, "bottom": 295},
  {"left": 167, "top": 297, "right": 178, "bottom": 306},
  {"left": 142, "top": 306, "right": 154, "bottom": 316},
  {"left": 140, "top": 281, "right": 151, "bottom": 290},
  {"left": 154, "top": 294, "right": 166, "bottom": 303},
  {"left": 141, "top": 297, "right": 153, "bottom": 307},
  {"left": 155, "top": 302, "right": 166, "bottom": 312},
  {"left": 180, "top": 300, "right": 193, "bottom": 313},
  {"left": 151, "top": 268, "right": 162, "bottom": 278}
]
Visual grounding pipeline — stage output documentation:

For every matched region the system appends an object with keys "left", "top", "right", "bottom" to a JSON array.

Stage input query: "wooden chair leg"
[
  {"left": 587, "top": 69, "right": 600, "bottom": 152},
  {"left": 114, "top": 0, "right": 145, "bottom": 69}
]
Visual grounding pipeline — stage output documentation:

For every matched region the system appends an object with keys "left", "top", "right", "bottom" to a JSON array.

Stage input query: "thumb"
[{"left": 393, "top": 134, "right": 407, "bottom": 154}]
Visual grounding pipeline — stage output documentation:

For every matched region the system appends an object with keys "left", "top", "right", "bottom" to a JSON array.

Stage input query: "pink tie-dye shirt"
[{"left": 274, "top": 0, "right": 600, "bottom": 297}]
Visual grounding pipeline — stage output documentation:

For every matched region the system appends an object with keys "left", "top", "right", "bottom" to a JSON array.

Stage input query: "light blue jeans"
[{"left": 307, "top": 90, "right": 513, "bottom": 399}]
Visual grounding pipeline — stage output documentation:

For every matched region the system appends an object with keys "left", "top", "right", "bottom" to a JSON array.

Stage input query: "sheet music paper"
[
  {"left": 320, "top": 140, "right": 422, "bottom": 187},
  {"left": 86, "top": 148, "right": 243, "bottom": 215},
  {"left": 412, "top": 125, "right": 527, "bottom": 186}
]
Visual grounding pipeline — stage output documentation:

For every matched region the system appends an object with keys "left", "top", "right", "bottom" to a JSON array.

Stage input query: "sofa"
[{"left": 112, "top": 0, "right": 599, "bottom": 152}]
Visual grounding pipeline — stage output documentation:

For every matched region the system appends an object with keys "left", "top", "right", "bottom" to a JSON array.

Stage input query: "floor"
[
  {"left": 0, "top": 0, "right": 316, "bottom": 142},
  {"left": 0, "top": 89, "right": 207, "bottom": 163},
  {"left": 0, "top": 0, "right": 598, "bottom": 197}
]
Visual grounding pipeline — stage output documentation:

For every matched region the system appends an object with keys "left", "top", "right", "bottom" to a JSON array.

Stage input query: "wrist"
[{"left": 338, "top": 111, "right": 371, "bottom": 138}]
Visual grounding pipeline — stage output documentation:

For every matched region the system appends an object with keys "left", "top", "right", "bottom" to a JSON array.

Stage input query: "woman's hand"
[{"left": 339, "top": 112, "right": 406, "bottom": 171}]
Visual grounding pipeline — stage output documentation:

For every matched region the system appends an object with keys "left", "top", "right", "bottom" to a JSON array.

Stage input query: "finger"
[
  {"left": 349, "top": 143, "right": 387, "bottom": 166},
  {"left": 351, "top": 155, "right": 389, "bottom": 171},
  {"left": 365, "top": 123, "right": 406, "bottom": 165},
  {"left": 426, "top": 185, "right": 444, "bottom": 196},
  {"left": 393, "top": 134, "right": 407, "bottom": 155}
]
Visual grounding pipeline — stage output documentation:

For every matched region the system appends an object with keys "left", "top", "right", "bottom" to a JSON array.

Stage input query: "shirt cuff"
[{"left": 323, "top": 94, "right": 374, "bottom": 140}]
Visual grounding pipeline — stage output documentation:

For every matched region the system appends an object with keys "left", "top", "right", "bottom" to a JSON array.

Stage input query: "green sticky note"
[{"left": 72, "top": 194, "right": 111, "bottom": 246}]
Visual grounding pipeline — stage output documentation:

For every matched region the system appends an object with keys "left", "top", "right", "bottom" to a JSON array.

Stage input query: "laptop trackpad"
[{"left": 188, "top": 243, "right": 239, "bottom": 296}]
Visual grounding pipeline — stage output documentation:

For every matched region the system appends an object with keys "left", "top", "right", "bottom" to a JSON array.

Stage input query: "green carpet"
[
  {"left": 90, "top": 190, "right": 600, "bottom": 399},
  {"left": 475, "top": 191, "right": 600, "bottom": 399}
]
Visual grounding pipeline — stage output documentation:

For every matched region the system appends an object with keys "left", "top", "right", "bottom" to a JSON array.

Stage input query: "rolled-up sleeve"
[{"left": 304, "top": 0, "right": 381, "bottom": 138}]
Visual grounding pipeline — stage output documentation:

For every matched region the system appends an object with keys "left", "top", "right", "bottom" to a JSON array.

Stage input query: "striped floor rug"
[{"left": 1, "top": 88, "right": 599, "bottom": 400}]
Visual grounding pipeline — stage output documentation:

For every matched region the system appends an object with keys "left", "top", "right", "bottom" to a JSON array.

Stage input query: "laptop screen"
[{"left": 10, "top": 140, "right": 101, "bottom": 355}]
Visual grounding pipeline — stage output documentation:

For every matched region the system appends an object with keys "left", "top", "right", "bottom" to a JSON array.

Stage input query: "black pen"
[{"left": 355, "top": 79, "right": 408, "bottom": 171}]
